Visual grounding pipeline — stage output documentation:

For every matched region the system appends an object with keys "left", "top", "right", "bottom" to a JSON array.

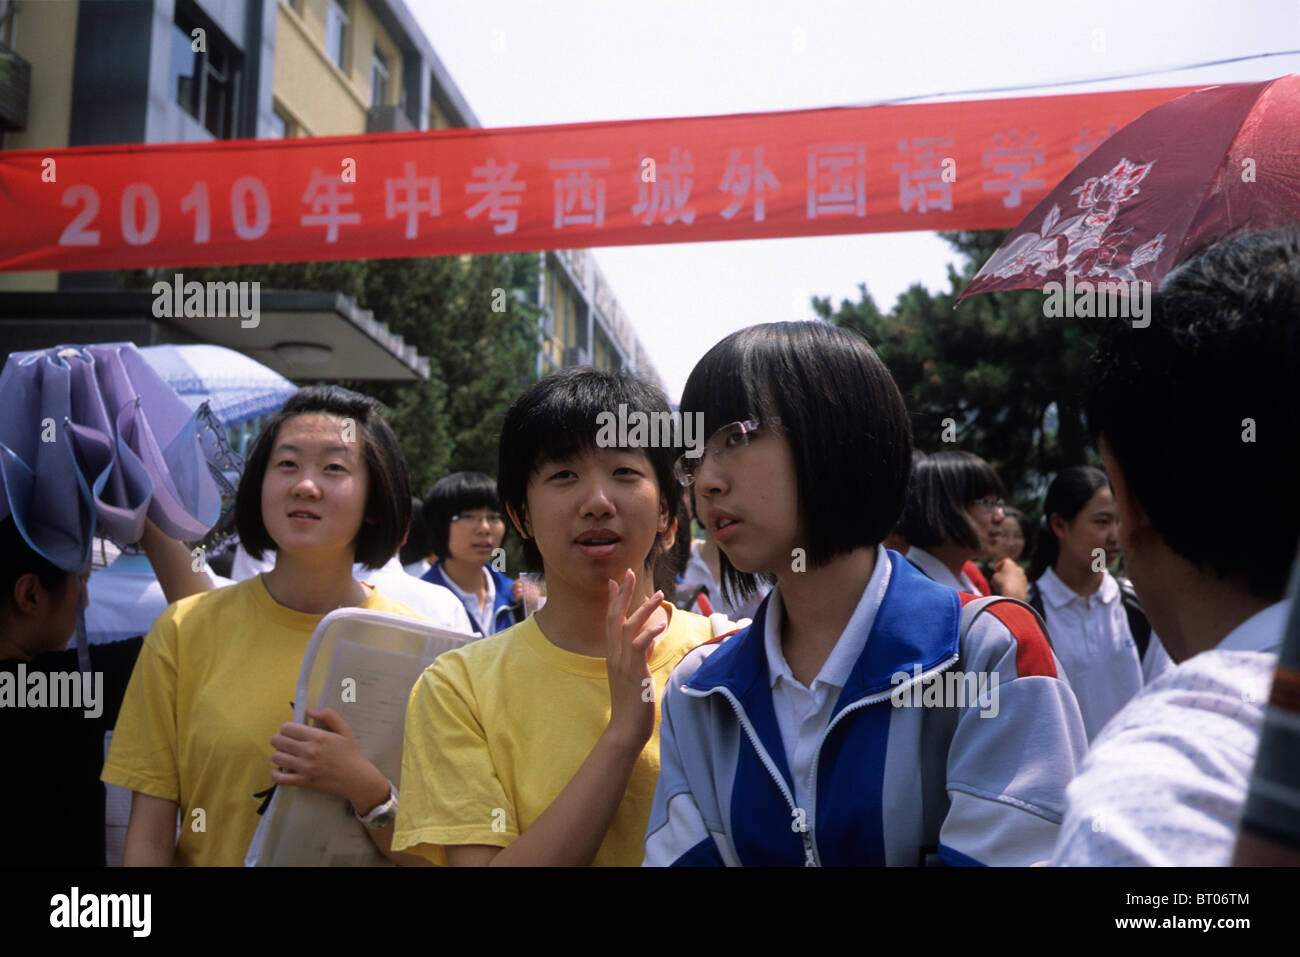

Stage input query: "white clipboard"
[{"left": 244, "top": 608, "right": 471, "bottom": 866}]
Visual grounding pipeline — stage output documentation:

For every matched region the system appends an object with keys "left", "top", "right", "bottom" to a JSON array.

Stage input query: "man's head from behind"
[
  {"left": 0, "top": 516, "right": 84, "bottom": 661},
  {"left": 1086, "top": 227, "right": 1300, "bottom": 659}
]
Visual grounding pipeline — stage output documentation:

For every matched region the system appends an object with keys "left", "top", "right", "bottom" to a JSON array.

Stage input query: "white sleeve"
[
  {"left": 643, "top": 680, "right": 727, "bottom": 866},
  {"left": 940, "top": 611, "right": 1089, "bottom": 866}
]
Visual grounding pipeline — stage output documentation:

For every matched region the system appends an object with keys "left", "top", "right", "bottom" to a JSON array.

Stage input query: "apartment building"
[{"left": 0, "top": 0, "right": 662, "bottom": 388}]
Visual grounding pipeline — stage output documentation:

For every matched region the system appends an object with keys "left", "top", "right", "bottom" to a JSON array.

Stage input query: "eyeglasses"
[
  {"left": 673, "top": 418, "right": 782, "bottom": 487},
  {"left": 451, "top": 512, "right": 505, "bottom": 526},
  {"left": 973, "top": 497, "right": 1005, "bottom": 511}
]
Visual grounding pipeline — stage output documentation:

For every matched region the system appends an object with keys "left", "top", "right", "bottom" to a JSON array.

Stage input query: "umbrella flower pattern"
[{"left": 980, "top": 157, "right": 1166, "bottom": 285}]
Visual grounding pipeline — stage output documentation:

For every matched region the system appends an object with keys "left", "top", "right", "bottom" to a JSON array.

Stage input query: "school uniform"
[
  {"left": 645, "top": 547, "right": 1088, "bottom": 866},
  {"left": 1033, "top": 568, "right": 1144, "bottom": 741},
  {"left": 905, "top": 546, "right": 979, "bottom": 594},
  {"left": 421, "top": 560, "right": 519, "bottom": 637}
]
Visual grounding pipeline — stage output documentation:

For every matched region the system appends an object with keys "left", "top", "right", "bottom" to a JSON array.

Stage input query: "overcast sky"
[{"left": 408, "top": 0, "right": 1300, "bottom": 398}]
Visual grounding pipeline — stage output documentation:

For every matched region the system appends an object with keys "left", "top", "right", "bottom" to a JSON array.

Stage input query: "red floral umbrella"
[{"left": 959, "top": 74, "right": 1300, "bottom": 299}]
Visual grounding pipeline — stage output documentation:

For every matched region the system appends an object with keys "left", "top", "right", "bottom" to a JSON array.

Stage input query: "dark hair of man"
[
  {"left": 0, "top": 516, "right": 72, "bottom": 620},
  {"left": 424, "top": 471, "right": 503, "bottom": 560},
  {"left": 497, "top": 367, "right": 682, "bottom": 576},
  {"left": 1027, "top": 466, "right": 1111, "bottom": 580},
  {"left": 234, "top": 385, "right": 411, "bottom": 570},
  {"left": 898, "top": 450, "right": 1007, "bottom": 552},
  {"left": 1085, "top": 227, "right": 1300, "bottom": 599},
  {"left": 680, "top": 321, "right": 913, "bottom": 605}
]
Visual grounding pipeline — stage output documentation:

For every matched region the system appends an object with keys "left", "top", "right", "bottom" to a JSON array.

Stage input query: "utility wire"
[{"left": 857, "top": 49, "right": 1300, "bottom": 106}]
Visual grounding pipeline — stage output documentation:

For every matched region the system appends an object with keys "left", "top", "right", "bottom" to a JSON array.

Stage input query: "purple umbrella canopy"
[{"left": 0, "top": 342, "right": 240, "bottom": 577}]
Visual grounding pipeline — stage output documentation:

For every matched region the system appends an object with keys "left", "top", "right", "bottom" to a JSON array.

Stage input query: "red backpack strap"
[{"left": 958, "top": 592, "right": 1058, "bottom": 679}]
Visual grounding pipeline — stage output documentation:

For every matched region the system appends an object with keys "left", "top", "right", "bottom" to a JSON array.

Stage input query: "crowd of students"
[{"left": 2, "top": 226, "right": 1297, "bottom": 867}]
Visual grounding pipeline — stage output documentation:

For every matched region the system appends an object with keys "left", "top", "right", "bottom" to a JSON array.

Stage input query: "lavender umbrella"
[{"left": 0, "top": 343, "right": 236, "bottom": 666}]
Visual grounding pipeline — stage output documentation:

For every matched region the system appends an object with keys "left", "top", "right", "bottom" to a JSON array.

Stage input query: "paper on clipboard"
[{"left": 244, "top": 608, "right": 471, "bottom": 866}]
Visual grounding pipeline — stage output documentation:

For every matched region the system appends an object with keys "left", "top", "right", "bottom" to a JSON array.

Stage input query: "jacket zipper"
[
  {"left": 804, "top": 652, "right": 960, "bottom": 866},
  {"left": 680, "top": 684, "right": 815, "bottom": 865},
  {"left": 685, "top": 651, "right": 961, "bottom": 867}
]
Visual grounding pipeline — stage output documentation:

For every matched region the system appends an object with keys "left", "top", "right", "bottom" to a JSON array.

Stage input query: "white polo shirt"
[
  {"left": 355, "top": 556, "right": 475, "bottom": 635},
  {"left": 905, "top": 546, "right": 977, "bottom": 594},
  {"left": 1034, "top": 568, "right": 1144, "bottom": 741},
  {"left": 763, "top": 545, "right": 891, "bottom": 822},
  {"left": 1052, "top": 599, "right": 1287, "bottom": 866}
]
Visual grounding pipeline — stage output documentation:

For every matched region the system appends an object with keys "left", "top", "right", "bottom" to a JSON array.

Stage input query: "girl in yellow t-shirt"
[
  {"left": 393, "top": 368, "right": 719, "bottom": 866},
  {"left": 103, "top": 386, "right": 429, "bottom": 866}
]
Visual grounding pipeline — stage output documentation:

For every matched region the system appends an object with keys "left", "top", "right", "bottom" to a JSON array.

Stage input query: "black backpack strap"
[
  {"left": 676, "top": 583, "right": 710, "bottom": 612},
  {"left": 1116, "top": 578, "right": 1152, "bottom": 659},
  {"left": 1023, "top": 582, "right": 1057, "bottom": 654},
  {"left": 1026, "top": 581, "right": 1046, "bottom": 620}
]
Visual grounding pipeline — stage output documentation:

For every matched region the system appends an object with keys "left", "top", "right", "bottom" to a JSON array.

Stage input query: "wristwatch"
[{"left": 353, "top": 780, "right": 398, "bottom": 829}]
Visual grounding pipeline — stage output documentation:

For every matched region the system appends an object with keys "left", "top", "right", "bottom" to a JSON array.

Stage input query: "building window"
[
  {"left": 169, "top": 20, "right": 199, "bottom": 118},
  {"left": 170, "top": 4, "right": 241, "bottom": 139},
  {"left": 326, "top": 0, "right": 349, "bottom": 72},
  {"left": 370, "top": 47, "right": 390, "bottom": 108},
  {"left": 269, "top": 104, "right": 295, "bottom": 138}
]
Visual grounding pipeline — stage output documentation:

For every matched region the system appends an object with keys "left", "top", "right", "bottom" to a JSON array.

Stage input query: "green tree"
[
  {"left": 119, "top": 253, "right": 540, "bottom": 499},
  {"left": 813, "top": 230, "right": 1107, "bottom": 506}
]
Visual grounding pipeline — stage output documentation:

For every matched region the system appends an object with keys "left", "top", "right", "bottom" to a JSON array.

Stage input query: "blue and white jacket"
[
  {"left": 644, "top": 549, "right": 1088, "bottom": 866},
  {"left": 420, "top": 561, "right": 519, "bottom": 637}
]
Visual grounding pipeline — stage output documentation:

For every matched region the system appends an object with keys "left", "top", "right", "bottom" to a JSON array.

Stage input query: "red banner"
[{"left": 0, "top": 86, "right": 1197, "bottom": 272}]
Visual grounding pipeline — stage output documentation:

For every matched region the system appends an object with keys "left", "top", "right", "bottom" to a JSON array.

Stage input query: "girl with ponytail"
[{"left": 1026, "top": 465, "right": 1160, "bottom": 740}]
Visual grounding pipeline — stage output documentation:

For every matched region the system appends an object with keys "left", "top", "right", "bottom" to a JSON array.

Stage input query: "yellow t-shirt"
[
  {"left": 101, "top": 576, "right": 425, "bottom": 867},
  {"left": 393, "top": 605, "right": 715, "bottom": 866}
]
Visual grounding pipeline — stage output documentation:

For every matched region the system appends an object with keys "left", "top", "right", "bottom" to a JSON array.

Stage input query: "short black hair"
[
  {"left": 398, "top": 496, "right": 430, "bottom": 567},
  {"left": 234, "top": 386, "right": 411, "bottom": 570},
  {"left": 424, "top": 471, "right": 502, "bottom": 559},
  {"left": 680, "top": 321, "right": 913, "bottom": 604},
  {"left": 0, "top": 516, "right": 72, "bottom": 616},
  {"left": 655, "top": 498, "right": 694, "bottom": 603},
  {"left": 497, "top": 368, "right": 682, "bottom": 575},
  {"left": 1086, "top": 227, "right": 1300, "bottom": 599},
  {"left": 899, "top": 450, "right": 1006, "bottom": 551},
  {"left": 1027, "top": 465, "right": 1110, "bottom": 580}
]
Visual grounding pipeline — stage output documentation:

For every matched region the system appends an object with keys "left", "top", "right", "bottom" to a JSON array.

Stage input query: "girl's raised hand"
[{"left": 604, "top": 568, "right": 666, "bottom": 751}]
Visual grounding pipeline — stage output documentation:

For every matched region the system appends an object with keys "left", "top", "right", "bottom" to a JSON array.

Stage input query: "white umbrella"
[{"left": 139, "top": 344, "right": 297, "bottom": 427}]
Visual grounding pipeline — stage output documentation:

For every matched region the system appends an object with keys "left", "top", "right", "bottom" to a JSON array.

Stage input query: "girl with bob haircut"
[
  {"left": 645, "top": 321, "right": 1086, "bottom": 866},
  {"left": 900, "top": 450, "right": 1009, "bottom": 595},
  {"left": 104, "top": 386, "right": 432, "bottom": 866},
  {"left": 1025, "top": 465, "right": 1163, "bottom": 740},
  {"left": 419, "top": 471, "right": 521, "bottom": 636},
  {"left": 393, "top": 368, "right": 721, "bottom": 866}
]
